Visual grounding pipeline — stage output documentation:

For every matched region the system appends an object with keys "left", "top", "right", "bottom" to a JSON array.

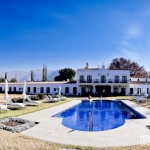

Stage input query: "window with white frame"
[
  {"left": 79, "top": 75, "right": 84, "bottom": 83},
  {"left": 87, "top": 75, "right": 92, "bottom": 83},
  {"left": 101, "top": 75, "right": 106, "bottom": 83}
]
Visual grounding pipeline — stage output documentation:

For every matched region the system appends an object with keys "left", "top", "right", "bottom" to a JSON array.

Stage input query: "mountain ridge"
[
  {"left": 0, "top": 69, "right": 77, "bottom": 82},
  {"left": 0, "top": 69, "right": 59, "bottom": 82}
]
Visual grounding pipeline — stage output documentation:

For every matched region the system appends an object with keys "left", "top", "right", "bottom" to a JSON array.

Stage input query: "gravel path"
[
  {"left": 1, "top": 129, "right": 150, "bottom": 150},
  {"left": 0, "top": 130, "right": 61, "bottom": 150},
  {"left": 1, "top": 95, "right": 150, "bottom": 150}
]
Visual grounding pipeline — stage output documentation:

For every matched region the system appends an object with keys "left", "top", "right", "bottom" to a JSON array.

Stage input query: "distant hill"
[
  {"left": 0, "top": 69, "right": 77, "bottom": 82},
  {"left": 0, "top": 69, "right": 59, "bottom": 82}
]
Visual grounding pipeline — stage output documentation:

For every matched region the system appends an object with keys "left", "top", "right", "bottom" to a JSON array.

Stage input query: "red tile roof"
[{"left": 130, "top": 81, "right": 150, "bottom": 84}]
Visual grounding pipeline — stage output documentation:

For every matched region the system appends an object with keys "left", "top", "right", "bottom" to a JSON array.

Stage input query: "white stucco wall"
[
  {"left": 129, "top": 77, "right": 150, "bottom": 94},
  {"left": 130, "top": 77, "right": 150, "bottom": 82},
  {"left": 0, "top": 70, "right": 150, "bottom": 96},
  {"left": 0, "top": 82, "right": 77, "bottom": 95},
  {"left": 77, "top": 67, "right": 130, "bottom": 83}
]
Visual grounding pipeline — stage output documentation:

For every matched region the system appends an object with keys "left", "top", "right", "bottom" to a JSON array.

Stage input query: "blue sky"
[{"left": 0, "top": 0, "right": 150, "bottom": 71}]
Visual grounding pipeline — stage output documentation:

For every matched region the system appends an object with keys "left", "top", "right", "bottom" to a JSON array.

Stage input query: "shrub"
[
  {"left": 0, "top": 78, "right": 5, "bottom": 83},
  {"left": 38, "top": 94, "right": 45, "bottom": 100},
  {"left": 12, "top": 98, "right": 24, "bottom": 103},
  {"left": 29, "top": 95, "right": 40, "bottom": 101},
  {"left": 10, "top": 78, "right": 17, "bottom": 83}
]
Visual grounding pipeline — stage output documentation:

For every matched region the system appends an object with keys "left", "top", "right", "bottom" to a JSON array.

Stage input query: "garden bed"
[{"left": 0, "top": 117, "right": 36, "bottom": 133}]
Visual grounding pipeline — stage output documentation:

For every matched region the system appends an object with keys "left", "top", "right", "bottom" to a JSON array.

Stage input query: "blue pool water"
[{"left": 53, "top": 100, "right": 145, "bottom": 131}]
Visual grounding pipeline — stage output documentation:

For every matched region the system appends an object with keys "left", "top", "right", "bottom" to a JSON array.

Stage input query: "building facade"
[
  {"left": 77, "top": 64, "right": 130, "bottom": 96},
  {"left": 0, "top": 64, "right": 150, "bottom": 96}
]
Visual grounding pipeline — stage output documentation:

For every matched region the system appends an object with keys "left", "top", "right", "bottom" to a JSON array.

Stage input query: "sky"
[{"left": 0, "top": 0, "right": 150, "bottom": 71}]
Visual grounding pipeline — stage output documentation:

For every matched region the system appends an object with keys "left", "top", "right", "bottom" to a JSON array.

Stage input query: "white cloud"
[
  {"left": 118, "top": 38, "right": 141, "bottom": 61},
  {"left": 125, "top": 24, "right": 142, "bottom": 39},
  {"left": 121, "top": 41, "right": 135, "bottom": 50},
  {"left": 119, "top": 47, "right": 140, "bottom": 61},
  {"left": 117, "top": 23, "right": 143, "bottom": 61},
  {"left": 114, "top": 7, "right": 150, "bottom": 70}
]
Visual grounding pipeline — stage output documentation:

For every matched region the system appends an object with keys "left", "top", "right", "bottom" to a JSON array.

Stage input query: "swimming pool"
[{"left": 53, "top": 100, "right": 146, "bottom": 131}]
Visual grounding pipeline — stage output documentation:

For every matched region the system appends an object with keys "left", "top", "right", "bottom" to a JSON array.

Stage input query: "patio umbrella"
[
  {"left": 4, "top": 79, "right": 9, "bottom": 104},
  {"left": 138, "top": 88, "right": 141, "bottom": 96},
  {"left": 22, "top": 81, "right": 27, "bottom": 100},
  {"left": 133, "top": 87, "right": 137, "bottom": 95},
  {"left": 144, "top": 84, "right": 148, "bottom": 97},
  {"left": 145, "top": 84, "right": 147, "bottom": 93},
  {"left": 58, "top": 85, "right": 61, "bottom": 96}
]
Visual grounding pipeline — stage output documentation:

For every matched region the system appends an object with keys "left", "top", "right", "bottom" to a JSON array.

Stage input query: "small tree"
[
  {"left": 31, "top": 70, "right": 34, "bottom": 82},
  {"left": 0, "top": 78, "right": 5, "bottom": 83},
  {"left": 54, "top": 68, "right": 76, "bottom": 81},
  {"left": 5, "top": 72, "right": 7, "bottom": 79},
  {"left": 10, "top": 78, "right": 17, "bottom": 83},
  {"left": 42, "top": 65, "right": 47, "bottom": 82}
]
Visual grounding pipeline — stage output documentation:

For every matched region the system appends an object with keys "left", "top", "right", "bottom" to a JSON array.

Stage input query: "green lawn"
[
  {"left": 0, "top": 98, "right": 72, "bottom": 118},
  {"left": 1, "top": 96, "right": 149, "bottom": 150},
  {"left": 0, "top": 96, "right": 134, "bottom": 119},
  {"left": 105, "top": 96, "right": 134, "bottom": 100}
]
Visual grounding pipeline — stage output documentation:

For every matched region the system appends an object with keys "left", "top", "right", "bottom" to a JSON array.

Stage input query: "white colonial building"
[
  {"left": 76, "top": 63, "right": 130, "bottom": 96},
  {"left": 0, "top": 63, "right": 149, "bottom": 96}
]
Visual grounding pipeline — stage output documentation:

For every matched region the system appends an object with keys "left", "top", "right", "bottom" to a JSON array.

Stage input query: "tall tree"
[
  {"left": 45, "top": 65, "right": 48, "bottom": 81},
  {"left": 31, "top": 70, "right": 34, "bottom": 82},
  {"left": 10, "top": 78, "right": 17, "bottom": 82},
  {"left": 42, "top": 65, "right": 47, "bottom": 82},
  {"left": 109, "top": 58, "right": 148, "bottom": 77},
  {"left": 5, "top": 72, "right": 7, "bottom": 79},
  {"left": 54, "top": 68, "right": 76, "bottom": 81},
  {"left": 0, "top": 78, "right": 5, "bottom": 83}
]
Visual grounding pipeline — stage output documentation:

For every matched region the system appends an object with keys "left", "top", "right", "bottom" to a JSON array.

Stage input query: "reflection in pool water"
[{"left": 53, "top": 100, "right": 145, "bottom": 131}]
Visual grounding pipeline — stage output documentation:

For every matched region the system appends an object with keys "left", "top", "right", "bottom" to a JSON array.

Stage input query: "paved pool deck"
[{"left": 20, "top": 99, "right": 150, "bottom": 148}]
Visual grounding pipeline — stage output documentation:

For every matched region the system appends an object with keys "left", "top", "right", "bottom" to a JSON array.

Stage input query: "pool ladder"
[{"left": 88, "top": 111, "right": 93, "bottom": 131}]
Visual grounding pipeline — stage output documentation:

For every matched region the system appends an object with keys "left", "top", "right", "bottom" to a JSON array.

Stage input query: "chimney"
[{"left": 85, "top": 62, "right": 89, "bottom": 68}]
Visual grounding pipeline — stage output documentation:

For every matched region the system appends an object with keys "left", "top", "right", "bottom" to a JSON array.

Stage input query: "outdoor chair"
[
  {"left": 44, "top": 95, "right": 60, "bottom": 103},
  {"left": 134, "top": 96, "right": 147, "bottom": 103},
  {"left": 0, "top": 104, "right": 7, "bottom": 110},
  {"left": 53, "top": 95, "right": 66, "bottom": 101},
  {"left": 5, "top": 97, "right": 25, "bottom": 109},
  {"left": 59, "top": 95, "right": 67, "bottom": 101},
  {"left": 25, "top": 96, "right": 42, "bottom": 106}
]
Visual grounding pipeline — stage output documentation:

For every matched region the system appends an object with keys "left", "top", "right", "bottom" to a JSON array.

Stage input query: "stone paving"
[{"left": 20, "top": 99, "right": 150, "bottom": 147}]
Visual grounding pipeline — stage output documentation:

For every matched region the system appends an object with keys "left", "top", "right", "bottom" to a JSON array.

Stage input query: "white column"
[
  {"left": 118, "top": 87, "right": 121, "bottom": 93},
  {"left": 125, "top": 87, "right": 130, "bottom": 96},
  {"left": 93, "top": 86, "right": 96, "bottom": 94},
  {"left": 30, "top": 86, "right": 33, "bottom": 94},
  {"left": 85, "top": 87, "right": 88, "bottom": 93},
  {"left": 111, "top": 85, "right": 113, "bottom": 93},
  {"left": 139, "top": 88, "right": 141, "bottom": 95},
  {"left": 77, "top": 86, "right": 81, "bottom": 95},
  {"left": 44, "top": 87, "right": 46, "bottom": 94}
]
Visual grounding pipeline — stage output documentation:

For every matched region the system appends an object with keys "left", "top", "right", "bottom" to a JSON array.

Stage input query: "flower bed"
[{"left": 0, "top": 117, "right": 36, "bottom": 133}]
